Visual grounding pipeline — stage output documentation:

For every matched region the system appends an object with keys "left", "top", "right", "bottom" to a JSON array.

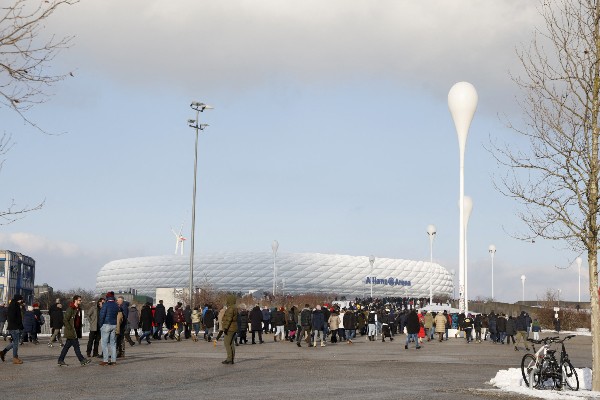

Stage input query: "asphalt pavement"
[{"left": 0, "top": 332, "right": 593, "bottom": 399}]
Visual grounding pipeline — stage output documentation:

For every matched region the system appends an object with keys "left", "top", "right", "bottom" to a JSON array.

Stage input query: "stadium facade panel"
[{"left": 96, "top": 253, "right": 453, "bottom": 298}]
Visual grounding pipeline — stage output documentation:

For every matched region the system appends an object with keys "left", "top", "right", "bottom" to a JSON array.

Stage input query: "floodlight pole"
[
  {"left": 427, "top": 225, "right": 436, "bottom": 305},
  {"left": 272, "top": 240, "right": 279, "bottom": 296},
  {"left": 369, "top": 255, "right": 375, "bottom": 298},
  {"left": 489, "top": 245, "right": 496, "bottom": 300},
  {"left": 187, "top": 101, "right": 212, "bottom": 307}
]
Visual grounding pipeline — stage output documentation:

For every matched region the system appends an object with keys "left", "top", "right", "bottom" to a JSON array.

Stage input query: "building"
[
  {"left": 0, "top": 250, "right": 35, "bottom": 304},
  {"left": 96, "top": 252, "right": 453, "bottom": 300}
]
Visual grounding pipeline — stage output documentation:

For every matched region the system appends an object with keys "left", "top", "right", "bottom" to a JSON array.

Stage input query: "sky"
[{"left": 0, "top": 0, "right": 591, "bottom": 303}]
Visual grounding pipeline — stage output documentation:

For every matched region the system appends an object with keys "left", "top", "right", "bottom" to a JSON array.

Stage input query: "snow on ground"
[{"left": 487, "top": 330, "right": 597, "bottom": 398}]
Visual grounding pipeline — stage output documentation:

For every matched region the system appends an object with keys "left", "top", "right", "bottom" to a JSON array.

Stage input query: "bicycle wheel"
[
  {"left": 562, "top": 361, "right": 579, "bottom": 391},
  {"left": 521, "top": 353, "right": 538, "bottom": 387}
]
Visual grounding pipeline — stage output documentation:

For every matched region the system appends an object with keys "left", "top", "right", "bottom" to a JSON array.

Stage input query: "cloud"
[
  {"left": 0, "top": 232, "right": 119, "bottom": 290},
  {"left": 48, "top": 0, "right": 541, "bottom": 103}
]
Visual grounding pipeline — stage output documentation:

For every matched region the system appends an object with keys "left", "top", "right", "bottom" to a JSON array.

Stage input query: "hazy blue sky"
[{"left": 0, "top": 0, "right": 589, "bottom": 303}]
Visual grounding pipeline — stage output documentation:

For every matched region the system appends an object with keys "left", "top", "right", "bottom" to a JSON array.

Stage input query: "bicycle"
[{"left": 520, "top": 335, "right": 579, "bottom": 391}]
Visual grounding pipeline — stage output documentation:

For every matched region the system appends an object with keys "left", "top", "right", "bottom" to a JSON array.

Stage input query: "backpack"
[{"left": 39, "top": 314, "right": 45, "bottom": 326}]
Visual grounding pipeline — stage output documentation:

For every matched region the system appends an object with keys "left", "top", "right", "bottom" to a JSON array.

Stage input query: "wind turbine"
[{"left": 171, "top": 224, "right": 186, "bottom": 255}]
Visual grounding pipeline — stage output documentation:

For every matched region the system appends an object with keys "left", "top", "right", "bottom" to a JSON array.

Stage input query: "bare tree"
[
  {"left": 0, "top": 0, "right": 76, "bottom": 221},
  {"left": 1, "top": 0, "right": 77, "bottom": 125},
  {"left": 493, "top": 0, "right": 600, "bottom": 389}
]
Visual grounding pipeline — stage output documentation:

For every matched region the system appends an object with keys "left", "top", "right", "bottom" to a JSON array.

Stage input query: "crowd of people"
[{"left": 0, "top": 293, "right": 544, "bottom": 366}]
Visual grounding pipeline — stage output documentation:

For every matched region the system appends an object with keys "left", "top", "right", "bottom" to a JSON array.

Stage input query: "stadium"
[{"left": 96, "top": 252, "right": 454, "bottom": 299}]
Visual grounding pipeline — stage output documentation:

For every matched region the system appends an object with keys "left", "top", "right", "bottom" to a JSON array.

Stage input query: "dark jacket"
[
  {"left": 154, "top": 303, "right": 166, "bottom": 325},
  {"left": 23, "top": 310, "right": 36, "bottom": 333},
  {"left": 406, "top": 310, "right": 420, "bottom": 334},
  {"left": 249, "top": 306, "right": 263, "bottom": 331},
  {"left": 515, "top": 313, "right": 527, "bottom": 331},
  {"left": 496, "top": 316, "right": 507, "bottom": 332},
  {"left": 140, "top": 304, "right": 153, "bottom": 331},
  {"left": 203, "top": 308, "right": 215, "bottom": 329},
  {"left": 6, "top": 295, "right": 24, "bottom": 331},
  {"left": 237, "top": 309, "right": 249, "bottom": 332},
  {"left": 271, "top": 309, "right": 285, "bottom": 326},
  {"left": 128, "top": 305, "right": 140, "bottom": 328},
  {"left": 300, "top": 307, "right": 312, "bottom": 327},
  {"left": 506, "top": 317, "right": 517, "bottom": 336},
  {"left": 99, "top": 297, "right": 119, "bottom": 326},
  {"left": 343, "top": 311, "right": 357, "bottom": 329},
  {"left": 49, "top": 303, "right": 64, "bottom": 329},
  {"left": 63, "top": 302, "right": 83, "bottom": 339},
  {"left": 0, "top": 305, "right": 7, "bottom": 323},
  {"left": 311, "top": 309, "right": 325, "bottom": 330}
]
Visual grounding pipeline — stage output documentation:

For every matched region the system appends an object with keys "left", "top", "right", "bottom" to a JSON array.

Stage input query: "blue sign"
[{"left": 365, "top": 276, "right": 411, "bottom": 287}]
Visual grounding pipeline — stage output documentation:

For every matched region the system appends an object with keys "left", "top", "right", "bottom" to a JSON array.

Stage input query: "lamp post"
[
  {"left": 576, "top": 257, "right": 582, "bottom": 303},
  {"left": 451, "top": 269, "right": 456, "bottom": 301},
  {"left": 463, "top": 196, "right": 473, "bottom": 312},
  {"left": 448, "top": 82, "right": 478, "bottom": 313},
  {"left": 558, "top": 288, "right": 561, "bottom": 307},
  {"left": 489, "top": 245, "right": 496, "bottom": 300},
  {"left": 272, "top": 240, "right": 279, "bottom": 296},
  {"left": 520, "top": 275, "right": 526, "bottom": 303},
  {"left": 369, "top": 255, "right": 375, "bottom": 298},
  {"left": 427, "top": 224, "right": 436, "bottom": 305},
  {"left": 187, "top": 101, "right": 213, "bottom": 306}
]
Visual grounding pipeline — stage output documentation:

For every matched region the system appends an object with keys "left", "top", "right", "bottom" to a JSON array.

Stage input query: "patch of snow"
[{"left": 489, "top": 367, "right": 598, "bottom": 399}]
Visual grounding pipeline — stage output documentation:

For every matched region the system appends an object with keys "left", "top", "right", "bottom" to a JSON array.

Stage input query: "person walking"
[
  {"left": 311, "top": 305, "right": 326, "bottom": 347},
  {"left": 48, "top": 299, "right": 64, "bottom": 347},
  {"left": 272, "top": 307, "right": 285, "bottom": 342},
  {"left": 434, "top": 310, "right": 447, "bottom": 342},
  {"left": 221, "top": 295, "right": 238, "bottom": 365},
  {"left": 404, "top": 309, "right": 421, "bottom": 350},
  {"left": 505, "top": 315, "right": 517, "bottom": 348},
  {"left": 138, "top": 302, "right": 153, "bottom": 344},
  {"left": 99, "top": 291, "right": 119, "bottom": 366},
  {"left": 128, "top": 304, "right": 140, "bottom": 341},
  {"left": 86, "top": 298, "right": 103, "bottom": 358},
  {"left": 191, "top": 307, "right": 201, "bottom": 341},
  {"left": 296, "top": 304, "right": 312, "bottom": 347},
  {"left": 153, "top": 300, "right": 166, "bottom": 340},
  {"left": 57, "top": 295, "right": 91, "bottom": 366},
  {"left": 0, "top": 294, "right": 25, "bottom": 364},
  {"left": 343, "top": 308, "right": 357, "bottom": 344},
  {"left": 514, "top": 311, "right": 530, "bottom": 351},
  {"left": 249, "top": 304, "right": 264, "bottom": 344},
  {"left": 202, "top": 305, "right": 216, "bottom": 342}
]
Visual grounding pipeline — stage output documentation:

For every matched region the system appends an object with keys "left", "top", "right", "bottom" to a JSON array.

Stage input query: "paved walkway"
[{"left": 0, "top": 333, "right": 593, "bottom": 399}]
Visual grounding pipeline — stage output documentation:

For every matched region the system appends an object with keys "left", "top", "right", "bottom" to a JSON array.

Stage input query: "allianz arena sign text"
[{"left": 364, "top": 276, "right": 411, "bottom": 287}]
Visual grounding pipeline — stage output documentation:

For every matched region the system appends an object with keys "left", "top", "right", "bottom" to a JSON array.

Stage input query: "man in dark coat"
[
  {"left": 202, "top": 305, "right": 215, "bottom": 341},
  {"left": 404, "top": 309, "right": 421, "bottom": 350},
  {"left": 153, "top": 300, "right": 166, "bottom": 339},
  {"left": 249, "top": 305, "right": 264, "bottom": 344},
  {"left": 343, "top": 309, "right": 357, "bottom": 343},
  {"left": 57, "top": 295, "right": 91, "bottom": 366},
  {"left": 311, "top": 305, "right": 326, "bottom": 347},
  {"left": 296, "top": 304, "right": 312, "bottom": 347},
  {"left": 49, "top": 299, "right": 64, "bottom": 347},
  {"left": 0, "top": 294, "right": 25, "bottom": 363},
  {"left": 138, "top": 302, "right": 154, "bottom": 344}
]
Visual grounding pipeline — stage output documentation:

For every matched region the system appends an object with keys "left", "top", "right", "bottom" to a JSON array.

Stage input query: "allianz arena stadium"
[{"left": 96, "top": 253, "right": 453, "bottom": 299}]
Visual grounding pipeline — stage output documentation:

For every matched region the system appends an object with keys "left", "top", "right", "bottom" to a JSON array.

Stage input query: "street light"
[
  {"left": 576, "top": 257, "right": 582, "bottom": 303},
  {"left": 427, "top": 224, "right": 436, "bottom": 305},
  {"left": 187, "top": 101, "right": 213, "bottom": 307},
  {"left": 520, "top": 275, "right": 526, "bottom": 303},
  {"left": 272, "top": 240, "right": 279, "bottom": 296},
  {"left": 489, "top": 245, "right": 496, "bottom": 299},
  {"left": 463, "top": 196, "right": 473, "bottom": 312},
  {"left": 448, "top": 82, "right": 478, "bottom": 313},
  {"left": 369, "top": 255, "right": 375, "bottom": 298},
  {"left": 558, "top": 288, "right": 562, "bottom": 307},
  {"left": 450, "top": 269, "right": 456, "bottom": 301}
]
